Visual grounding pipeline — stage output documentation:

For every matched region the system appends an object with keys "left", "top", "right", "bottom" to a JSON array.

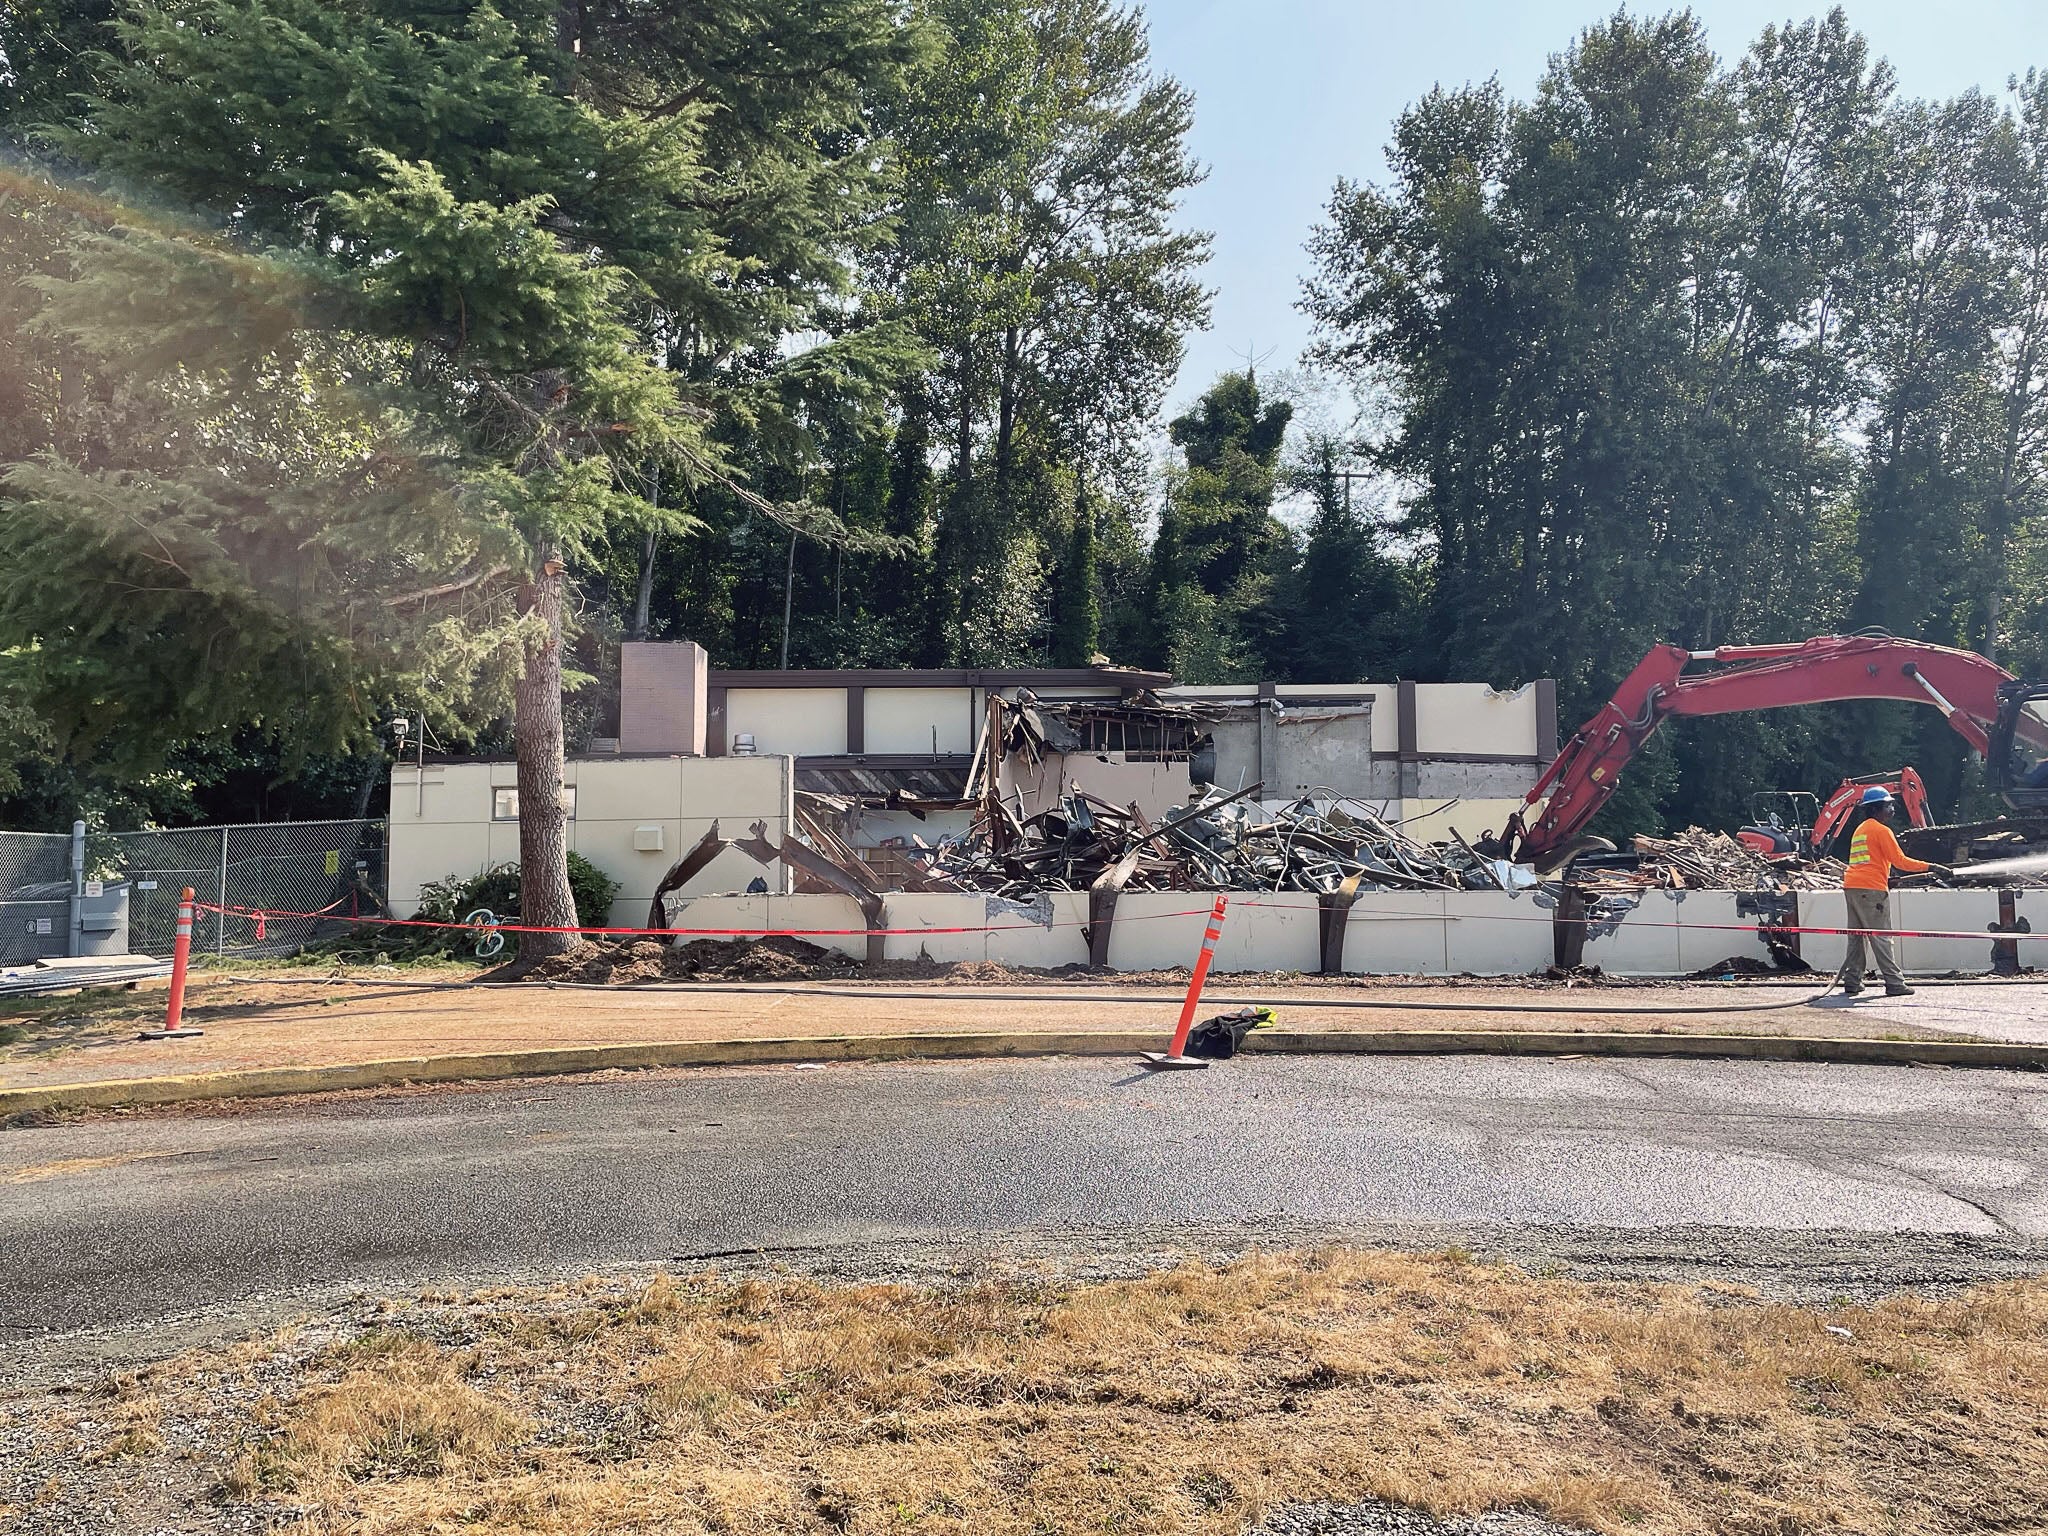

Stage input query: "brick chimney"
[{"left": 619, "top": 641, "right": 709, "bottom": 754}]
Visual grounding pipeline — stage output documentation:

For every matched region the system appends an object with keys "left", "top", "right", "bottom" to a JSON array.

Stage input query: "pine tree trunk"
[
  {"left": 515, "top": 546, "right": 580, "bottom": 960},
  {"left": 631, "top": 529, "right": 657, "bottom": 640},
  {"left": 631, "top": 463, "right": 660, "bottom": 641},
  {"left": 996, "top": 326, "right": 1018, "bottom": 501}
]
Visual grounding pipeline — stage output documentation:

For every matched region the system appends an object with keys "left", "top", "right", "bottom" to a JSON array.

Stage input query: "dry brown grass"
[{"left": 75, "top": 1252, "right": 2048, "bottom": 1534}]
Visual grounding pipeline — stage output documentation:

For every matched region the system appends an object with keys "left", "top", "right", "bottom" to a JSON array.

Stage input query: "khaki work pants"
[{"left": 1841, "top": 888, "right": 1907, "bottom": 992}]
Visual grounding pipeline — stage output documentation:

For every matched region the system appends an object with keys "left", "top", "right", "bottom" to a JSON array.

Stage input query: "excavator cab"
[
  {"left": 1737, "top": 791, "right": 1818, "bottom": 860},
  {"left": 1991, "top": 683, "right": 2048, "bottom": 811}
]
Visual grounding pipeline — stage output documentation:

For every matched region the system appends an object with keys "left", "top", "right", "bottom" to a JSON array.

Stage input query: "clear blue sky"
[{"left": 1142, "top": 0, "right": 2048, "bottom": 418}]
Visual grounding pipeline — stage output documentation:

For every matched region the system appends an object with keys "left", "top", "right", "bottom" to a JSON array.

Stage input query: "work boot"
[
  {"left": 1840, "top": 980, "right": 1863, "bottom": 997},
  {"left": 1886, "top": 983, "right": 1916, "bottom": 998}
]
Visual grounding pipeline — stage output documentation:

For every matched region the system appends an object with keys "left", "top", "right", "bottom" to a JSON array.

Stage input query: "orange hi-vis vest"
[{"left": 1844, "top": 817, "right": 1930, "bottom": 892}]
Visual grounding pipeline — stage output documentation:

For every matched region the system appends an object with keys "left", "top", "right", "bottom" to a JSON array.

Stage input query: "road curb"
[
  {"left": 1249, "top": 1030, "right": 2048, "bottom": 1070},
  {"left": 2, "top": 1028, "right": 2043, "bottom": 1119}
]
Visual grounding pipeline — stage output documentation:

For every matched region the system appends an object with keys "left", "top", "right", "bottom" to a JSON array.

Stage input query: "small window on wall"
[{"left": 493, "top": 786, "right": 576, "bottom": 820}]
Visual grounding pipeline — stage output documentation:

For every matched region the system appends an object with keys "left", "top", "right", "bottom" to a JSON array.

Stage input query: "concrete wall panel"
[
  {"left": 2019, "top": 888, "right": 2046, "bottom": 971},
  {"left": 1271, "top": 709, "right": 1374, "bottom": 799},
  {"left": 1578, "top": 892, "right": 1684, "bottom": 977},
  {"left": 570, "top": 819, "right": 679, "bottom": 923},
  {"left": 386, "top": 821, "right": 488, "bottom": 915},
  {"left": 1104, "top": 893, "right": 1209, "bottom": 971},
  {"left": 1445, "top": 892, "right": 1554, "bottom": 975},
  {"left": 1344, "top": 894, "right": 1449, "bottom": 975},
  {"left": 724, "top": 689, "right": 847, "bottom": 757},
  {"left": 1413, "top": 683, "right": 1541, "bottom": 758},
  {"left": 663, "top": 894, "right": 773, "bottom": 941},
  {"left": 1799, "top": 891, "right": 1850, "bottom": 978},
  {"left": 677, "top": 756, "right": 793, "bottom": 823},
  {"left": 1210, "top": 895, "right": 1321, "bottom": 974},
  {"left": 984, "top": 893, "right": 1090, "bottom": 970},
  {"left": 865, "top": 687, "right": 975, "bottom": 755},
  {"left": 1893, "top": 890, "right": 2001, "bottom": 976},
  {"left": 1673, "top": 894, "right": 1776, "bottom": 976},
  {"left": 765, "top": 895, "right": 866, "bottom": 960},
  {"left": 485, "top": 820, "right": 523, "bottom": 875},
  {"left": 578, "top": 756, "right": 683, "bottom": 808},
  {"left": 879, "top": 893, "right": 991, "bottom": 964}
]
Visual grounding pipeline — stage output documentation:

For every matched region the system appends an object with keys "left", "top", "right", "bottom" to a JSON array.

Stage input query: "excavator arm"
[
  {"left": 1811, "top": 767, "right": 1932, "bottom": 853},
  {"left": 1499, "top": 635, "right": 2031, "bottom": 867}
]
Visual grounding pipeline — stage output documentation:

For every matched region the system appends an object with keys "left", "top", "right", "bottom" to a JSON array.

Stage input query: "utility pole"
[
  {"left": 1231, "top": 340, "right": 1279, "bottom": 388},
  {"left": 1334, "top": 469, "right": 1374, "bottom": 514},
  {"left": 780, "top": 528, "right": 798, "bottom": 669}
]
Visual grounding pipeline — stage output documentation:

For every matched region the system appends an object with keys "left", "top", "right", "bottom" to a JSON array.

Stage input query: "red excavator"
[
  {"left": 1489, "top": 633, "right": 2048, "bottom": 872},
  {"left": 1739, "top": 767, "right": 1933, "bottom": 861}
]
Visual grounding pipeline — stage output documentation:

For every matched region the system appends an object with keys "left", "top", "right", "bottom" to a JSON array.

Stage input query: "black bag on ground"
[{"left": 1183, "top": 1006, "right": 1275, "bottom": 1059}]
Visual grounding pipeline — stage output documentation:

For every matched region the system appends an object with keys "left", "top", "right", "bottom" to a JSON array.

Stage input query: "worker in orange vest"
[{"left": 1841, "top": 786, "right": 1952, "bottom": 998}]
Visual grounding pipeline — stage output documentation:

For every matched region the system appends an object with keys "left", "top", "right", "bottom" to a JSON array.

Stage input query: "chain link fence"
[
  {"left": 0, "top": 819, "right": 387, "bottom": 962},
  {"left": 104, "top": 820, "right": 387, "bottom": 958},
  {"left": 0, "top": 830, "right": 78, "bottom": 965}
]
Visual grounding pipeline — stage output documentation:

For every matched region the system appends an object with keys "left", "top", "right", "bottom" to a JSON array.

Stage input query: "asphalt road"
[{"left": 3, "top": 1053, "right": 2048, "bottom": 1343}]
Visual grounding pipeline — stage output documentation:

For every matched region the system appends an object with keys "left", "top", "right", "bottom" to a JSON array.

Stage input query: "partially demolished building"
[
  {"left": 383, "top": 645, "right": 2041, "bottom": 977},
  {"left": 388, "top": 643, "right": 1558, "bottom": 924}
]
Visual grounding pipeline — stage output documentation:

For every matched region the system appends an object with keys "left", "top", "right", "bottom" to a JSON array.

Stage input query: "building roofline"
[{"left": 708, "top": 666, "right": 1171, "bottom": 689}]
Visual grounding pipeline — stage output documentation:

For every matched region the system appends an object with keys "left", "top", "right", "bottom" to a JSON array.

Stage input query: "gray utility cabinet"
[{"left": 73, "top": 881, "right": 131, "bottom": 958}]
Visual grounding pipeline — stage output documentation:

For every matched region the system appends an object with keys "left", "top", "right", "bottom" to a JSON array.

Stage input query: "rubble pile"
[
  {"left": 1572, "top": 828, "right": 1850, "bottom": 894},
  {"left": 780, "top": 687, "right": 2046, "bottom": 901},
  {"left": 910, "top": 787, "right": 1520, "bottom": 897}
]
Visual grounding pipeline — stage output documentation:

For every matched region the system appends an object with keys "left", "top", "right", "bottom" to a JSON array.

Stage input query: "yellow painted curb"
[
  {"left": 1, "top": 1028, "right": 2041, "bottom": 1119},
  {"left": 1251, "top": 1030, "right": 2048, "bottom": 1070}
]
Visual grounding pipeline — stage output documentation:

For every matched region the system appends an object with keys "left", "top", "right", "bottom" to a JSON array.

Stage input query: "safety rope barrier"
[
  {"left": 142, "top": 885, "right": 2039, "bottom": 1043},
  {"left": 191, "top": 896, "right": 2048, "bottom": 946}
]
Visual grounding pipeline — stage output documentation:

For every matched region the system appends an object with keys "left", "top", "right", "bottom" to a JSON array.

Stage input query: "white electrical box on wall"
[{"left": 632, "top": 826, "right": 665, "bottom": 852}]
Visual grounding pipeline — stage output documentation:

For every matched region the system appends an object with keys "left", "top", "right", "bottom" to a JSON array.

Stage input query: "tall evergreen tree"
[
  {"left": 1975, "top": 68, "right": 2048, "bottom": 665},
  {"left": 1142, "top": 370, "right": 1294, "bottom": 681},
  {"left": 1300, "top": 7, "right": 2045, "bottom": 832},
  {"left": 1051, "top": 482, "right": 1101, "bottom": 666},
  {"left": 876, "top": 0, "right": 1210, "bottom": 663},
  {"left": 1276, "top": 433, "right": 1414, "bottom": 683},
  {"left": 6, "top": 0, "right": 919, "bottom": 949}
]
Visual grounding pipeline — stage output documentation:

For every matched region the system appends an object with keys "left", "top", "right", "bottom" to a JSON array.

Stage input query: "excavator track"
[{"left": 1899, "top": 816, "right": 2048, "bottom": 865}]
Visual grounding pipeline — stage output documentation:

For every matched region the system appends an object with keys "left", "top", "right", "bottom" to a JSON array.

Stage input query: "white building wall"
[
  {"left": 866, "top": 687, "right": 976, "bottom": 754},
  {"left": 1413, "top": 683, "right": 1542, "bottom": 758},
  {"left": 652, "top": 886, "right": 2018, "bottom": 977},
  {"left": 725, "top": 689, "right": 847, "bottom": 757},
  {"left": 389, "top": 755, "right": 795, "bottom": 927}
]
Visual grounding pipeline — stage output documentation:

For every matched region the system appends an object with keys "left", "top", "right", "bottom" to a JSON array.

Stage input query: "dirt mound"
[
  {"left": 669, "top": 935, "right": 863, "bottom": 981},
  {"left": 498, "top": 935, "right": 863, "bottom": 985}
]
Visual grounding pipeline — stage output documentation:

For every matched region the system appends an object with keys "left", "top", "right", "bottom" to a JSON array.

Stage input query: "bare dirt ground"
[
  {"left": 4, "top": 1248, "right": 2043, "bottom": 1536},
  {"left": 1, "top": 944, "right": 2038, "bottom": 1096}
]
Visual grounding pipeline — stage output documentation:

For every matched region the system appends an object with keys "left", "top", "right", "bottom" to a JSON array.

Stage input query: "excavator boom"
[
  {"left": 1500, "top": 635, "right": 2048, "bottom": 867},
  {"left": 1811, "top": 767, "right": 1932, "bottom": 853}
]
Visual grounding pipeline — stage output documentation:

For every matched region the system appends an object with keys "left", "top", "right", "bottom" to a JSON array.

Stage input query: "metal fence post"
[
  {"left": 67, "top": 819, "right": 85, "bottom": 959},
  {"left": 217, "top": 826, "right": 228, "bottom": 955}
]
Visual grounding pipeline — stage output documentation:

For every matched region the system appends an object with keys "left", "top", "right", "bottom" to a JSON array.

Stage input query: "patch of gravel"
[{"left": 1252, "top": 1502, "right": 1586, "bottom": 1535}]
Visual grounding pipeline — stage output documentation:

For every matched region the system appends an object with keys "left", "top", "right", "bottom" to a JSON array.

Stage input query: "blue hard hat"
[{"left": 1860, "top": 786, "right": 1894, "bottom": 805}]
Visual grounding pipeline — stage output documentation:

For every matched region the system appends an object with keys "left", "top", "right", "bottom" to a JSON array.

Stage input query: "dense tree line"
[
  {"left": 1304, "top": 10, "right": 2048, "bottom": 833},
  {"left": 1, "top": 2, "right": 2045, "bottom": 875}
]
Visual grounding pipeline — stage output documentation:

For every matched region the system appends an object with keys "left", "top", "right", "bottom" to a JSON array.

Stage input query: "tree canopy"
[{"left": 3, "top": 1, "right": 2046, "bottom": 854}]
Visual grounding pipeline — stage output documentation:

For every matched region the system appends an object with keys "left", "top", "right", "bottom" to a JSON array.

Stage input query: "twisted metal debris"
[{"left": 909, "top": 785, "right": 1513, "bottom": 897}]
